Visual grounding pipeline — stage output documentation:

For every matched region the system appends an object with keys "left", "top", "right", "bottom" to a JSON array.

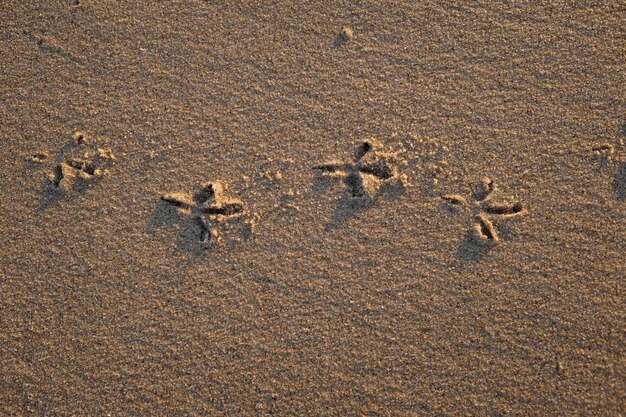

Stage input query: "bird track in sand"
[
  {"left": 29, "top": 131, "right": 116, "bottom": 194},
  {"left": 160, "top": 181, "right": 246, "bottom": 246},
  {"left": 313, "top": 138, "right": 408, "bottom": 199},
  {"left": 442, "top": 177, "right": 527, "bottom": 244},
  {"left": 31, "top": 130, "right": 535, "bottom": 251}
]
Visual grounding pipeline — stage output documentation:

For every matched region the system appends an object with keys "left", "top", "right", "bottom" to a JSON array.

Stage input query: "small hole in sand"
[
  {"left": 73, "top": 131, "right": 87, "bottom": 144},
  {"left": 30, "top": 152, "right": 49, "bottom": 163}
]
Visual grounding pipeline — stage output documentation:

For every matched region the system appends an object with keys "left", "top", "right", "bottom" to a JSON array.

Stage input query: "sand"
[{"left": 1, "top": 1, "right": 625, "bottom": 416}]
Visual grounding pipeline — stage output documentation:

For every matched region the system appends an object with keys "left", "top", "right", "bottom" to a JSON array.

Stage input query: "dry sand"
[{"left": 1, "top": 1, "right": 625, "bottom": 416}]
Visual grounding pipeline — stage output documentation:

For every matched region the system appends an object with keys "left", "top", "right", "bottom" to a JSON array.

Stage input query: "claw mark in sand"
[
  {"left": 442, "top": 177, "right": 527, "bottom": 244},
  {"left": 160, "top": 182, "right": 245, "bottom": 246},
  {"left": 313, "top": 138, "right": 407, "bottom": 199},
  {"left": 29, "top": 151, "right": 49, "bottom": 164}
]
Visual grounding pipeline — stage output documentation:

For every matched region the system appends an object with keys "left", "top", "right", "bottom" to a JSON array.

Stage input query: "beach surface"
[{"left": 1, "top": 1, "right": 625, "bottom": 415}]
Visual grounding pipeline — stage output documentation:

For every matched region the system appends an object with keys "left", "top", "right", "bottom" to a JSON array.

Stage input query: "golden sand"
[{"left": 1, "top": 2, "right": 624, "bottom": 415}]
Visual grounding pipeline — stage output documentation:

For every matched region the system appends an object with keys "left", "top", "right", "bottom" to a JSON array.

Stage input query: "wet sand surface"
[{"left": 1, "top": 1, "right": 625, "bottom": 415}]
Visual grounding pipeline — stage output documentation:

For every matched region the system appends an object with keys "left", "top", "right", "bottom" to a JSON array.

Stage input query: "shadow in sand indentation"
[
  {"left": 323, "top": 181, "right": 406, "bottom": 232},
  {"left": 38, "top": 185, "right": 66, "bottom": 212},
  {"left": 324, "top": 193, "right": 372, "bottom": 232},
  {"left": 457, "top": 229, "right": 494, "bottom": 263},
  {"left": 333, "top": 26, "right": 353, "bottom": 49},
  {"left": 37, "top": 178, "right": 101, "bottom": 212},
  {"left": 614, "top": 162, "right": 626, "bottom": 201},
  {"left": 149, "top": 200, "right": 220, "bottom": 257},
  {"left": 148, "top": 200, "right": 181, "bottom": 232}
]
